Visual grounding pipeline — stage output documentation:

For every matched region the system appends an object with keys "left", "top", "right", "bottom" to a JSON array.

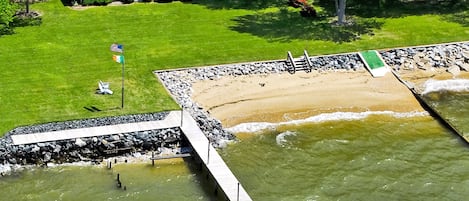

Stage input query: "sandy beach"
[{"left": 191, "top": 69, "right": 428, "bottom": 128}]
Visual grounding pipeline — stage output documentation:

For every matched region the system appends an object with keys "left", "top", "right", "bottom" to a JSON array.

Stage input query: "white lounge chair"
[{"left": 97, "top": 80, "right": 113, "bottom": 95}]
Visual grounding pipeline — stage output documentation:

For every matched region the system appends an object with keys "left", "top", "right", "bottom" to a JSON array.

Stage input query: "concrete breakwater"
[
  {"left": 0, "top": 41, "right": 468, "bottom": 171},
  {"left": 0, "top": 112, "right": 185, "bottom": 168}
]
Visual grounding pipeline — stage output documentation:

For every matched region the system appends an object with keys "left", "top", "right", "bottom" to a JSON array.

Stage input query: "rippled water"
[
  {"left": 221, "top": 115, "right": 469, "bottom": 200},
  {"left": 1, "top": 81, "right": 469, "bottom": 201},
  {"left": 423, "top": 91, "right": 469, "bottom": 135},
  {"left": 0, "top": 159, "right": 215, "bottom": 201}
]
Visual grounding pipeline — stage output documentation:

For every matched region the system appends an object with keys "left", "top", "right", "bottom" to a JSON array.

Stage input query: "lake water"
[{"left": 1, "top": 80, "right": 469, "bottom": 201}]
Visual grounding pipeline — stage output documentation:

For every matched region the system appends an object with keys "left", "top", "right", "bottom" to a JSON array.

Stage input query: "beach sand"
[{"left": 191, "top": 69, "right": 429, "bottom": 128}]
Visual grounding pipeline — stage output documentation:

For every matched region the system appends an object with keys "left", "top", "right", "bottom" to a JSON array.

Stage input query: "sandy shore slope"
[{"left": 191, "top": 69, "right": 427, "bottom": 127}]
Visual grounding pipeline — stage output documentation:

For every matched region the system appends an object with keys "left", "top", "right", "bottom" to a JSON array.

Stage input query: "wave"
[
  {"left": 422, "top": 79, "right": 469, "bottom": 94},
  {"left": 276, "top": 131, "right": 296, "bottom": 147},
  {"left": 226, "top": 111, "right": 429, "bottom": 133},
  {"left": 0, "top": 151, "right": 180, "bottom": 176}
]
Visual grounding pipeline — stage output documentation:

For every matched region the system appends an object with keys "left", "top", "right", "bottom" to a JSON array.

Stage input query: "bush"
[
  {"left": 12, "top": 11, "right": 42, "bottom": 27},
  {"left": 121, "top": 0, "right": 134, "bottom": 4},
  {"left": 0, "top": 24, "right": 14, "bottom": 36},
  {"left": 82, "top": 0, "right": 113, "bottom": 6}
]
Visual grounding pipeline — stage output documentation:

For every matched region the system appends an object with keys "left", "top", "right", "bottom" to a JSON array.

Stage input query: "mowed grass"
[{"left": 0, "top": 0, "right": 468, "bottom": 135}]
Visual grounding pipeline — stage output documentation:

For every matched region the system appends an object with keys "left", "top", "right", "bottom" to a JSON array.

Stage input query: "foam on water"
[
  {"left": 226, "top": 111, "right": 429, "bottom": 133},
  {"left": 0, "top": 150, "right": 184, "bottom": 176},
  {"left": 276, "top": 131, "right": 297, "bottom": 147},
  {"left": 422, "top": 79, "right": 469, "bottom": 94},
  {"left": 0, "top": 163, "right": 34, "bottom": 176}
]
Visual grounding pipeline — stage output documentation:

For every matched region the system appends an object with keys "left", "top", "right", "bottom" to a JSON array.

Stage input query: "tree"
[
  {"left": 335, "top": 0, "right": 346, "bottom": 24},
  {"left": 0, "top": 0, "right": 18, "bottom": 30}
]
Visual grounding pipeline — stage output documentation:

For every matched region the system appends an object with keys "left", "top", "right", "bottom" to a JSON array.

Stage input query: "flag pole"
[
  {"left": 121, "top": 52, "right": 125, "bottom": 109},
  {"left": 111, "top": 43, "right": 125, "bottom": 109}
]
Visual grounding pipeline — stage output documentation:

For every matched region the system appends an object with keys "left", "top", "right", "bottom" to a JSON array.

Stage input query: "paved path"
[
  {"left": 10, "top": 110, "right": 252, "bottom": 201},
  {"left": 11, "top": 111, "right": 181, "bottom": 145}
]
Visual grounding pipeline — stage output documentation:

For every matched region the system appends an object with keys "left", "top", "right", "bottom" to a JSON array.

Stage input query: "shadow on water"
[
  {"left": 183, "top": 156, "right": 225, "bottom": 201},
  {"left": 229, "top": 8, "right": 384, "bottom": 43}
]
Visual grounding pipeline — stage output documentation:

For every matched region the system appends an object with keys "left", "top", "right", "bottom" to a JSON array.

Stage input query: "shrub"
[
  {"left": 0, "top": 24, "right": 14, "bottom": 36},
  {"left": 82, "top": 0, "right": 113, "bottom": 6},
  {"left": 12, "top": 11, "right": 42, "bottom": 27},
  {"left": 120, "top": 0, "right": 134, "bottom": 4}
]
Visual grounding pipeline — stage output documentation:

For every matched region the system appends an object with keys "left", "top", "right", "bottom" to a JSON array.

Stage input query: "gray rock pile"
[
  {"left": 380, "top": 42, "right": 469, "bottom": 76},
  {"left": 308, "top": 53, "right": 365, "bottom": 71},
  {"left": 0, "top": 112, "right": 185, "bottom": 168},
  {"left": 0, "top": 127, "right": 183, "bottom": 166}
]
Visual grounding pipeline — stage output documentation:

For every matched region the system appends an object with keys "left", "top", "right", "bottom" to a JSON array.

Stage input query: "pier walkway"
[
  {"left": 180, "top": 111, "right": 252, "bottom": 201},
  {"left": 10, "top": 111, "right": 252, "bottom": 201},
  {"left": 11, "top": 111, "right": 181, "bottom": 145}
]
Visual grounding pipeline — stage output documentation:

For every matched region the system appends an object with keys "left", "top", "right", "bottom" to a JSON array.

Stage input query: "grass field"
[{"left": 0, "top": 0, "right": 468, "bottom": 135}]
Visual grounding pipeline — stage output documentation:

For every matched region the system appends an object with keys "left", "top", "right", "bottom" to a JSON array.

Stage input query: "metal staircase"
[{"left": 286, "top": 50, "right": 313, "bottom": 74}]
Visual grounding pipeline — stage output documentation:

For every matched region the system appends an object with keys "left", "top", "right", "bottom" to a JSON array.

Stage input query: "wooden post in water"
[
  {"left": 117, "top": 173, "right": 122, "bottom": 188},
  {"left": 152, "top": 151, "right": 155, "bottom": 166},
  {"left": 207, "top": 140, "right": 210, "bottom": 165},
  {"left": 108, "top": 161, "right": 112, "bottom": 169},
  {"left": 237, "top": 182, "right": 240, "bottom": 201},
  {"left": 180, "top": 108, "right": 183, "bottom": 127}
]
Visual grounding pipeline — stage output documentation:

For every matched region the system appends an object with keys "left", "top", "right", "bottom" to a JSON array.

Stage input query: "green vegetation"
[
  {"left": 0, "top": 0, "right": 468, "bottom": 135},
  {"left": 82, "top": 0, "right": 114, "bottom": 6},
  {"left": 0, "top": 0, "right": 19, "bottom": 34}
]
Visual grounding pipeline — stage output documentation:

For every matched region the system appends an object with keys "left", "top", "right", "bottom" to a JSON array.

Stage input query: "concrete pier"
[
  {"left": 180, "top": 111, "right": 252, "bottom": 201},
  {"left": 10, "top": 110, "right": 252, "bottom": 201}
]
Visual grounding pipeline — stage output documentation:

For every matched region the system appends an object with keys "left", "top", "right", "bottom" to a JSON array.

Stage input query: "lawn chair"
[{"left": 97, "top": 80, "right": 113, "bottom": 95}]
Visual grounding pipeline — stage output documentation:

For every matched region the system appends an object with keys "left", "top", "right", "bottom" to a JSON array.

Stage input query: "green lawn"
[{"left": 0, "top": 0, "right": 468, "bottom": 135}]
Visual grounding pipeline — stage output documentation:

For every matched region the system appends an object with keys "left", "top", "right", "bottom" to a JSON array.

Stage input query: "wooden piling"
[
  {"left": 237, "top": 183, "right": 240, "bottom": 201},
  {"left": 116, "top": 173, "right": 122, "bottom": 188}
]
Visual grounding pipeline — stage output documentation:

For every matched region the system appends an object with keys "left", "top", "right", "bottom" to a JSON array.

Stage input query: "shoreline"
[
  {"left": 0, "top": 41, "right": 467, "bottom": 173},
  {"left": 159, "top": 41, "right": 468, "bottom": 135},
  {"left": 191, "top": 70, "right": 427, "bottom": 128}
]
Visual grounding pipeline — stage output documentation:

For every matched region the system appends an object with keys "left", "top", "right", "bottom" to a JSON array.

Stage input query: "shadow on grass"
[
  {"left": 0, "top": 11, "right": 42, "bottom": 37},
  {"left": 192, "top": 0, "right": 287, "bottom": 10},
  {"left": 194, "top": 0, "right": 469, "bottom": 28},
  {"left": 316, "top": 0, "right": 468, "bottom": 18},
  {"left": 316, "top": 0, "right": 469, "bottom": 27},
  {"left": 229, "top": 9, "right": 384, "bottom": 43},
  {"left": 442, "top": 11, "right": 469, "bottom": 27}
]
